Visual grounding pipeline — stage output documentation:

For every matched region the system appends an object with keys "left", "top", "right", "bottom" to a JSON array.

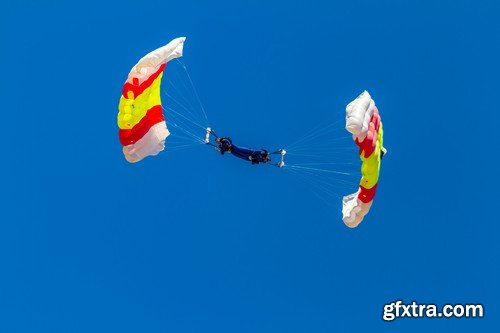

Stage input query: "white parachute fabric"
[
  {"left": 128, "top": 37, "right": 186, "bottom": 84},
  {"left": 122, "top": 123, "right": 170, "bottom": 163},
  {"left": 345, "top": 90, "right": 375, "bottom": 139},
  {"left": 342, "top": 191, "right": 373, "bottom": 228}
]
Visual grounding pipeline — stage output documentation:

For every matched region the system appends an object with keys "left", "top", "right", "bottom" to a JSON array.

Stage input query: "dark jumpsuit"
[{"left": 217, "top": 138, "right": 269, "bottom": 164}]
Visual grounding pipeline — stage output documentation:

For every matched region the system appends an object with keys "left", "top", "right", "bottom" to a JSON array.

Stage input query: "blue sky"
[{"left": 2, "top": 0, "right": 499, "bottom": 332}]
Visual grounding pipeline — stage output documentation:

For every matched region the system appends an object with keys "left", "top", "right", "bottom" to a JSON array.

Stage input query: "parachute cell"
[
  {"left": 117, "top": 37, "right": 186, "bottom": 162},
  {"left": 342, "top": 91, "right": 384, "bottom": 228}
]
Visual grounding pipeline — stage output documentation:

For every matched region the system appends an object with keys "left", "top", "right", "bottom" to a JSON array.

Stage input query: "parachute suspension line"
[
  {"left": 277, "top": 110, "right": 362, "bottom": 204},
  {"left": 175, "top": 59, "right": 210, "bottom": 126},
  {"left": 291, "top": 161, "right": 357, "bottom": 166},
  {"left": 283, "top": 168, "right": 344, "bottom": 209},
  {"left": 171, "top": 122, "right": 202, "bottom": 142},
  {"left": 163, "top": 106, "right": 205, "bottom": 136},
  {"left": 287, "top": 135, "right": 355, "bottom": 151},
  {"left": 163, "top": 104, "right": 207, "bottom": 131},
  {"left": 162, "top": 98, "right": 208, "bottom": 144},
  {"left": 285, "top": 151, "right": 357, "bottom": 162},
  {"left": 285, "top": 116, "right": 346, "bottom": 151},
  {"left": 162, "top": 86, "right": 207, "bottom": 130},
  {"left": 168, "top": 119, "right": 205, "bottom": 144},
  {"left": 168, "top": 70, "right": 195, "bottom": 105},
  {"left": 284, "top": 151, "right": 355, "bottom": 161},
  {"left": 290, "top": 162, "right": 355, "bottom": 178},
  {"left": 282, "top": 117, "right": 359, "bottom": 178},
  {"left": 291, "top": 168, "right": 359, "bottom": 189},
  {"left": 164, "top": 109, "right": 206, "bottom": 144},
  {"left": 286, "top": 124, "right": 336, "bottom": 151},
  {"left": 287, "top": 132, "right": 358, "bottom": 164},
  {"left": 163, "top": 60, "right": 213, "bottom": 151},
  {"left": 165, "top": 83, "right": 202, "bottom": 122},
  {"left": 166, "top": 60, "right": 207, "bottom": 125},
  {"left": 286, "top": 168, "right": 347, "bottom": 198},
  {"left": 284, "top": 162, "right": 360, "bottom": 189},
  {"left": 164, "top": 143, "right": 202, "bottom": 152},
  {"left": 286, "top": 146, "right": 358, "bottom": 154},
  {"left": 286, "top": 131, "right": 352, "bottom": 155},
  {"left": 284, "top": 167, "right": 357, "bottom": 201},
  {"left": 286, "top": 165, "right": 353, "bottom": 176},
  {"left": 166, "top": 112, "right": 203, "bottom": 141},
  {"left": 284, "top": 121, "right": 333, "bottom": 149}
]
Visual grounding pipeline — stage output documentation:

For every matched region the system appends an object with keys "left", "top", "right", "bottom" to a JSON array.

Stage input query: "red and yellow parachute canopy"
[
  {"left": 342, "top": 91, "right": 385, "bottom": 228},
  {"left": 117, "top": 37, "right": 186, "bottom": 163}
]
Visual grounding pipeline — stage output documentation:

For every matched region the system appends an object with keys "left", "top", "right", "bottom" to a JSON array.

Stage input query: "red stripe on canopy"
[
  {"left": 118, "top": 105, "right": 165, "bottom": 146},
  {"left": 358, "top": 184, "right": 377, "bottom": 203},
  {"left": 122, "top": 63, "right": 166, "bottom": 98}
]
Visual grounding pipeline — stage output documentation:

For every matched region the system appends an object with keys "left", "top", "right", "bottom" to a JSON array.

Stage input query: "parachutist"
[{"left": 205, "top": 131, "right": 272, "bottom": 165}]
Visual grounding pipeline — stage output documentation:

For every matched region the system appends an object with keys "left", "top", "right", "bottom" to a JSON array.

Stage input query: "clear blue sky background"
[{"left": 2, "top": 1, "right": 499, "bottom": 332}]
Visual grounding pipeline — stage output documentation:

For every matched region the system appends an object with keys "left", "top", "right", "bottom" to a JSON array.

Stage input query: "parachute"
[
  {"left": 117, "top": 37, "right": 186, "bottom": 163},
  {"left": 116, "top": 38, "right": 386, "bottom": 227},
  {"left": 342, "top": 91, "right": 385, "bottom": 228}
]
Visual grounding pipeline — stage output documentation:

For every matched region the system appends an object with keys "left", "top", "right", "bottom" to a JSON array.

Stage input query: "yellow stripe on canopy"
[
  {"left": 359, "top": 123, "right": 383, "bottom": 189},
  {"left": 117, "top": 72, "right": 164, "bottom": 130}
]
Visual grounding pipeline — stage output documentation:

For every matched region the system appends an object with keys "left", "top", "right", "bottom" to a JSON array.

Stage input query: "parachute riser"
[
  {"left": 204, "top": 127, "right": 223, "bottom": 152},
  {"left": 204, "top": 127, "right": 216, "bottom": 143},
  {"left": 270, "top": 149, "right": 286, "bottom": 168}
]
